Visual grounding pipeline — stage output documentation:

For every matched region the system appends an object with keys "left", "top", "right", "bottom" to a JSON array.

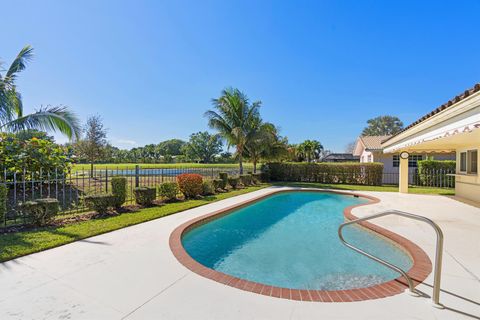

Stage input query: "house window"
[
  {"left": 408, "top": 155, "right": 423, "bottom": 168},
  {"left": 467, "top": 150, "right": 478, "bottom": 174},
  {"left": 393, "top": 154, "right": 422, "bottom": 168},
  {"left": 460, "top": 152, "right": 467, "bottom": 172},
  {"left": 367, "top": 155, "right": 372, "bottom": 162},
  {"left": 393, "top": 155, "right": 399, "bottom": 168}
]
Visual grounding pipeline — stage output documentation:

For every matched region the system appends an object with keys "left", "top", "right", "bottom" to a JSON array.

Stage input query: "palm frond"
[
  {"left": 1, "top": 105, "right": 81, "bottom": 141},
  {"left": 5, "top": 45, "right": 34, "bottom": 81}
]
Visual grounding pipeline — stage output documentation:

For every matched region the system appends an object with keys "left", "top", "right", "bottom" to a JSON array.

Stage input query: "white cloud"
[{"left": 113, "top": 139, "right": 137, "bottom": 147}]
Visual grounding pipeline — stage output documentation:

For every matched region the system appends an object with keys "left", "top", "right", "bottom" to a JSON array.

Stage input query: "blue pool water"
[{"left": 182, "top": 192, "right": 413, "bottom": 290}]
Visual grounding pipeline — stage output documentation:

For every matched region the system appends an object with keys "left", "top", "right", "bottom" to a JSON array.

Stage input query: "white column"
[{"left": 399, "top": 154, "right": 409, "bottom": 193}]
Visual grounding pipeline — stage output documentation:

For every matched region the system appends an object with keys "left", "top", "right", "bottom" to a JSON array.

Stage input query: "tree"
[
  {"left": 0, "top": 45, "right": 81, "bottom": 140},
  {"left": 361, "top": 115, "right": 404, "bottom": 136},
  {"left": 157, "top": 139, "right": 186, "bottom": 161},
  {"left": 74, "top": 115, "right": 107, "bottom": 174},
  {"left": 244, "top": 122, "right": 288, "bottom": 172},
  {"left": 205, "top": 88, "right": 261, "bottom": 174},
  {"left": 345, "top": 141, "right": 356, "bottom": 153},
  {"left": 297, "top": 140, "right": 323, "bottom": 162},
  {"left": 182, "top": 131, "right": 223, "bottom": 163}
]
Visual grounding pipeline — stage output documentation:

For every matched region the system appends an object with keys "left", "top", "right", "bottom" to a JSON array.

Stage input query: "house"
[
  {"left": 382, "top": 83, "right": 480, "bottom": 203},
  {"left": 322, "top": 153, "right": 359, "bottom": 162},
  {"left": 353, "top": 135, "right": 455, "bottom": 184}
]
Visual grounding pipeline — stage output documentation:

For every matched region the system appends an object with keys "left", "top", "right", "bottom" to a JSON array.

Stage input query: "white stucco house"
[
  {"left": 382, "top": 83, "right": 480, "bottom": 203},
  {"left": 353, "top": 135, "right": 455, "bottom": 184}
]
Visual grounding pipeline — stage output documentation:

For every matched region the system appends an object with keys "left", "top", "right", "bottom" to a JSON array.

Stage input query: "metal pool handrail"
[{"left": 338, "top": 210, "right": 444, "bottom": 308}]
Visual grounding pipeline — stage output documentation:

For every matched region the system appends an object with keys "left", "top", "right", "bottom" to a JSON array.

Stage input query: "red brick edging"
[{"left": 169, "top": 189, "right": 432, "bottom": 302}]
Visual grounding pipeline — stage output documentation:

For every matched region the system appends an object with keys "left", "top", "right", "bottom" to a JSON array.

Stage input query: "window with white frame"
[
  {"left": 393, "top": 154, "right": 423, "bottom": 168},
  {"left": 460, "top": 150, "right": 478, "bottom": 174}
]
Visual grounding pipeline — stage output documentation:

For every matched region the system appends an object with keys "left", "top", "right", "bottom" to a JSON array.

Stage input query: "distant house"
[
  {"left": 353, "top": 135, "right": 455, "bottom": 183},
  {"left": 322, "top": 153, "right": 359, "bottom": 162}
]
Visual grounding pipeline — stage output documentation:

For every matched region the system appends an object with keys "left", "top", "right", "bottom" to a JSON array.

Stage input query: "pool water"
[{"left": 182, "top": 192, "right": 412, "bottom": 290}]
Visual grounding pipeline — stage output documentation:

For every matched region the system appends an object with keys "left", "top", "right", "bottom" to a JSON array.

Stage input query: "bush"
[
  {"left": 19, "top": 198, "right": 59, "bottom": 226},
  {"left": 84, "top": 194, "right": 115, "bottom": 214},
  {"left": 111, "top": 177, "right": 127, "bottom": 208},
  {"left": 134, "top": 187, "right": 157, "bottom": 206},
  {"left": 177, "top": 173, "right": 203, "bottom": 198},
  {"left": 0, "top": 185, "right": 6, "bottom": 223},
  {"left": 159, "top": 182, "right": 179, "bottom": 202},
  {"left": 239, "top": 174, "right": 253, "bottom": 186},
  {"left": 417, "top": 160, "right": 456, "bottom": 186},
  {"left": 264, "top": 162, "right": 384, "bottom": 186},
  {"left": 212, "top": 179, "right": 224, "bottom": 191},
  {"left": 228, "top": 177, "right": 240, "bottom": 189},
  {"left": 202, "top": 180, "right": 215, "bottom": 195},
  {"left": 218, "top": 172, "right": 228, "bottom": 189}
]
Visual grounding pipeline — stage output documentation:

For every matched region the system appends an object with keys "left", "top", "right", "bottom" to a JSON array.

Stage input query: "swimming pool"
[{"left": 171, "top": 190, "right": 431, "bottom": 301}]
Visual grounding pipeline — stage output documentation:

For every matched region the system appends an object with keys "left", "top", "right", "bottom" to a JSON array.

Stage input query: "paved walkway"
[{"left": 0, "top": 187, "right": 479, "bottom": 319}]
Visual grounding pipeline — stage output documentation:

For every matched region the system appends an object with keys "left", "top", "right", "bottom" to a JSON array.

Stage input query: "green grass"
[
  {"left": 0, "top": 185, "right": 267, "bottom": 262},
  {"left": 272, "top": 182, "right": 455, "bottom": 195},
  {"left": 72, "top": 163, "right": 254, "bottom": 171}
]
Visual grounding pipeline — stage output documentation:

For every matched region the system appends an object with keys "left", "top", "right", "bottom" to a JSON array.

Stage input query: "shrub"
[
  {"left": 0, "top": 185, "right": 6, "bottom": 223},
  {"left": 177, "top": 173, "right": 203, "bottom": 198},
  {"left": 19, "top": 198, "right": 59, "bottom": 226},
  {"left": 159, "top": 182, "right": 179, "bottom": 202},
  {"left": 212, "top": 179, "right": 224, "bottom": 190},
  {"left": 134, "top": 187, "right": 157, "bottom": 206},
  {"left": 202, "top": 180, "right": 215, "bottom": 195},
  {"left": 264, "top": 162, "right": 383, "bottom": 186},
  {"left": 417, "top": 160, "right": 456, "bottom": 186},
  {"left": 218, "top": 172, "right": 228, "bottom": 189},
  {"left": 84, "top": 194, "right": 115, "bottom": 214},
  {"left": 228, "top": 176, "right": 240, "bottom": 189},
  {"left": 239, "top": 174, "right": 253, "bottom": 186},
  {"left": 111, "top": 177, "right": 127, "bottom": 208}
]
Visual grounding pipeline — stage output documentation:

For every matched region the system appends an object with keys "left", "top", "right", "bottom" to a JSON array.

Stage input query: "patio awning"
[{"left": 383, "top": 112, "right": 480, "bottom": 153}]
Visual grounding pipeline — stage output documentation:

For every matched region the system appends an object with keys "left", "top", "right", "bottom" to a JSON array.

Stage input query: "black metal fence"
[
  {"left": 1, "top": 165, "right": 253, "bottom": 227},
  {"left": 382, "top": 168, "right": 455, "bottom": 188}
]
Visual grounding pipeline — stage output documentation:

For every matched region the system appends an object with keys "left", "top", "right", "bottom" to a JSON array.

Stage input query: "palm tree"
[
  {"left": 205, "top": 88, "right": 261, "bottom": 174},
  {"left": 0, "top": 45, "right": 81, "bottom": 140},
  {"left": 244, "top": 122, "right": 287, "bottom": 173},
  {"left": 298, "top": 140, "right": 323, "bottom": 162}
]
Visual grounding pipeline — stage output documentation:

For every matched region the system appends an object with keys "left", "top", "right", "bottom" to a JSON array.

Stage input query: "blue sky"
[{"left": 2, "top": 0, "right": 479, "bottom": 152}]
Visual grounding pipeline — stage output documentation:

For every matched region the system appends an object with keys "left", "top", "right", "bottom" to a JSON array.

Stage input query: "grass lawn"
[
  {"left": 273, "top": 182, "right": 455, "bottom": 195},
  {"left": 0, "top": 185, "right": 266, "bottom": 262},
  {"left": 72, "top": 163, "right": 253, "bottom": 171}
]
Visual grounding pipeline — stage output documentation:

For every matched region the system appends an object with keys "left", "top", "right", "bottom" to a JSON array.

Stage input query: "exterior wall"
[
  {"left": 455, "top": 144, "right": 480, "bottom": 202},
  {"left": 359, "top": 150, "right": 374, "bottom": 163}
]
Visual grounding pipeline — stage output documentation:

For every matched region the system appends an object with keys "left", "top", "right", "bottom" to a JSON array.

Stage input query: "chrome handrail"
[{"left": 338, "top": 210, "right": 444, "bottom": 308}]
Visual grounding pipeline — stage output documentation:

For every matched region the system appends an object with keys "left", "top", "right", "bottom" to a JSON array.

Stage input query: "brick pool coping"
[{"left": 169, "top": 188, "right": 432, "bottom": 302}]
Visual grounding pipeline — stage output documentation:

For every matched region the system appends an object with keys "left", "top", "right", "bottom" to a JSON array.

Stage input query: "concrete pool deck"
[{"left": 0, "top": 187, "right": 479, "bottom": 319}]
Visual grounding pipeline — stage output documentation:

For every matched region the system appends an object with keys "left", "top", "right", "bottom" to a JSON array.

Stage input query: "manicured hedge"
[
  {"left": 218, "top": 172, "right": 228, "bottom": 189},
  {"left": 111, "top": 177, "right": 127, "bottom": 208},
  {"left": 202, "top": 180, "right": 215, "bottom": 195},
  {"left": 134, "top": 187, "right": 156, "bottom": 206},
  {"left": 84, "top": 194, "right": 115, "bottom": 214},
  {"left": 228, "top": 177, "right": 240, "bottom": 189},
  {"left": 263, "top": 162, "right": 384, "bottom": 186},
  {"left": 159, "top": 182, "right": 179, "bottom": 202},
  {"left": 177, "top": 173, "right": 203, "bottom": 198}
]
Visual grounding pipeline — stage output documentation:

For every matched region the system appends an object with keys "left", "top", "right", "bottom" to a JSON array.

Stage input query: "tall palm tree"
[
  {"left": 0, "top": 45, "right": 81, "bottom": 140},
  {"left": 205, "top": 88, "right": 260, "bottom": 174},
  {"left": 298, "top": 140, "right": 323, "bottom": 162}
]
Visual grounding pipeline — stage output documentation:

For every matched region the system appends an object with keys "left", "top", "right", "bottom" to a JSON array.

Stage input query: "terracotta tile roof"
[
  {"left": 383, "top": 83, "right": 480, "bottom": 143},
  {"left": 359, "top": 135, "right": 391, "bottom": 150}
]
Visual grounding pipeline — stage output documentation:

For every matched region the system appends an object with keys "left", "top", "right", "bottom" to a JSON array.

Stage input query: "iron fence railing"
[
  {"left": 1, "top": 165, "right": 253, "bottom": 227},
  {"left": 382, "top": 168, "right": 456, "bottom": 188}
]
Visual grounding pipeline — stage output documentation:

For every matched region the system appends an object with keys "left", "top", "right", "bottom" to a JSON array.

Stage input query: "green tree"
[
  {"left": 205, "top": 88, "right": 261, "bottom": 174},
  {"left": 361, "top": 115, "right": 404, "bottom": 136},
  {"left": 0, "top": 45, "right": 80, "bottom": 140},
  {"left": 74, "top": 115, "right": 108, "bottom": 174},
  {"left": 297, "top": 140, "right": 323, "bottom": 162},
  {"left": 244, "top": 122, "right": 288, "bottom": 172},
  {"left": 157, "top": 139, "right": 186, "bottom": 161},
  {"left": 182, "top": 131, "right": 223, "bottom": 163}
]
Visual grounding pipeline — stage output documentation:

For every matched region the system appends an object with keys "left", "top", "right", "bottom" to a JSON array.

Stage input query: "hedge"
[
  {"left": 19, "top": 198, "right": 60, "bottom": 226},
  {"left": 84, "top": 194, "right": 115, "bottom": 214},
  {"left": 228, "top": 177, "right": 240, "bottom": 189},
  {"left": 263, "top": 162, "right": 384, "bottom": 186},
  {"left": 134, "top": 187, "right": 157, "bottom": 206},
  {"left": 159, "top": 182, "right": 179, "bottom": 202},
  {"left": 218, "top": 172, "right": 228, "bottom": 189},
  {"left": 111, "top": 177, "right": 127, "bottom": 208},
  {"left": 177, "top": 173, "right": 203, "bottom": 198},
  {"left": 417, "top": 160, "right": 456, "bottom": 186},
  {"left": 0, "top": 185, "right": 6, "bottom": 223}
]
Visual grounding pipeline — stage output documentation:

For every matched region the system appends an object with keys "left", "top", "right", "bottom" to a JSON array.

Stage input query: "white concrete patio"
[{"left": 0, "top": 187, "right": 479, "bottom": 320}]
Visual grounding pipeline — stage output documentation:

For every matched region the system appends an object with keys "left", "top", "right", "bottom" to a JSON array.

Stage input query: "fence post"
[
  {"left": 105, "top": 168, "right": 109, "bottom": 193},
  {"left": 135, "top": 165, "right": 140, "bottom": 188}
]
